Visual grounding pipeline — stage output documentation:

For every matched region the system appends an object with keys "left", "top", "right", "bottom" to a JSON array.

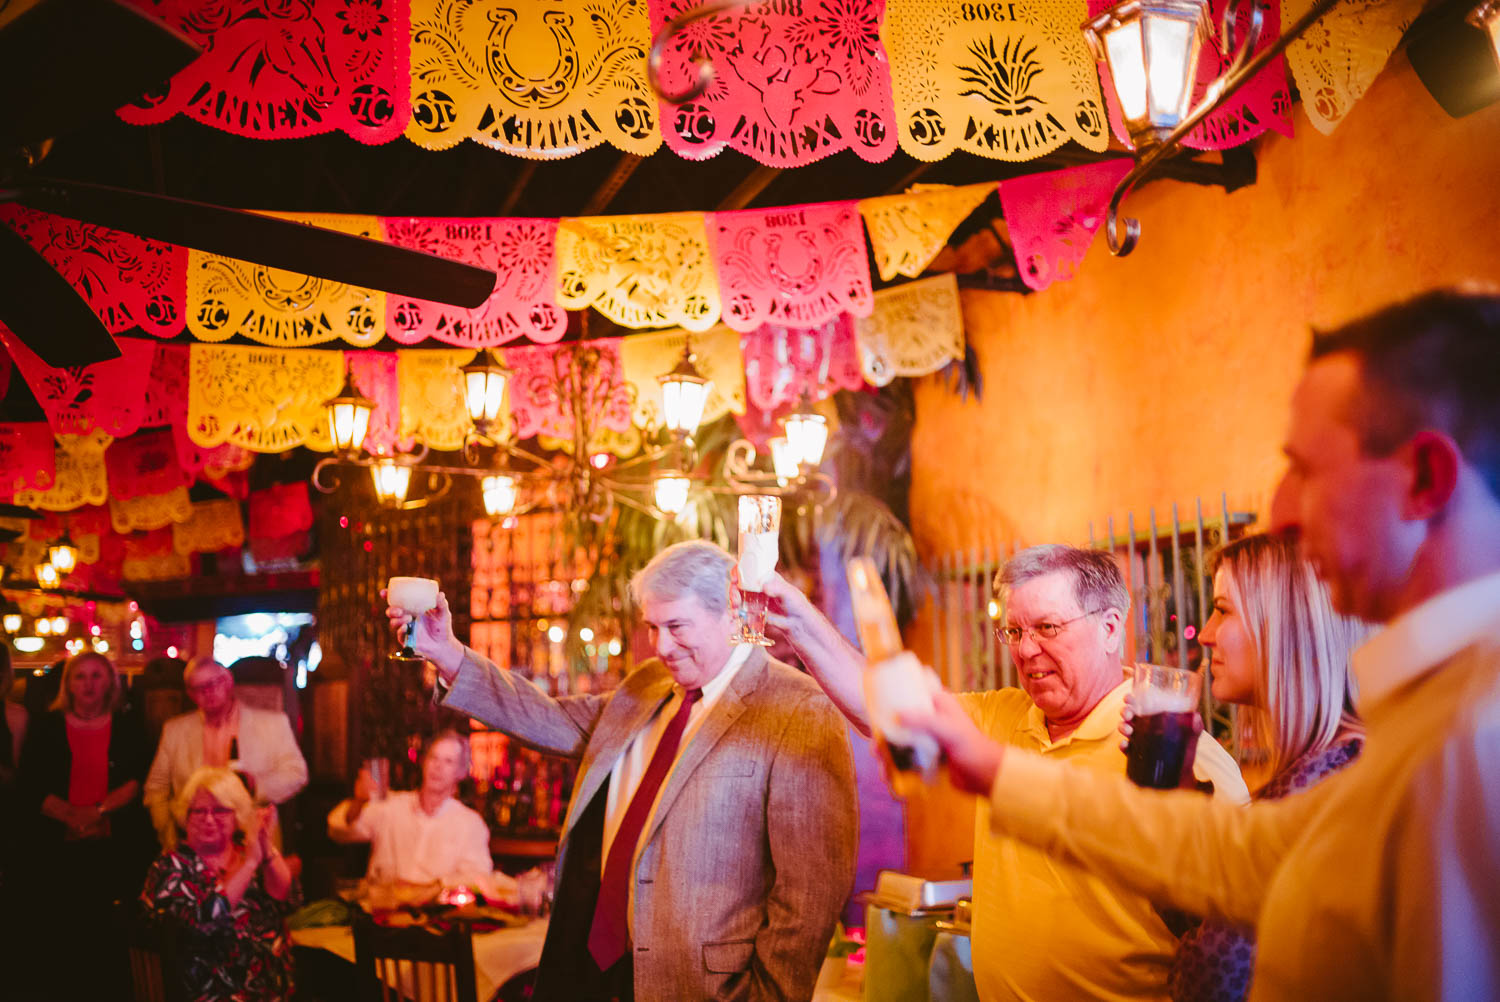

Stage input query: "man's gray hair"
[
  {"left": 630, "top": 540, "right": 734, "bottom": 615},
  {"left": 996, "top": 544, "right": 1130, "bottom": 617},
  {"left": 423, "top": 728, "right": 472, "bottom": 774}
]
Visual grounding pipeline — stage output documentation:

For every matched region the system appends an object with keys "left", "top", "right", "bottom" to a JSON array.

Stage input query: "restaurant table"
[{"left": 291, "top": 916, "right": 548, "bottom": 1002}]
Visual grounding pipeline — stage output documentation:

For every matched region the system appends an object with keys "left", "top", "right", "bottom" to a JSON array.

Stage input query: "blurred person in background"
[
  {"left": 17, "top": 650, "right": 153, "bottom": 1000},
  {"left": 327, "top": 729, "right": 516, "bottom": 901},
  {"left": 144, "top": 656, "right": 307, "bottom": 850},
  {"left": 142, "top": 766, "right": 298, "bottom": 1002}
]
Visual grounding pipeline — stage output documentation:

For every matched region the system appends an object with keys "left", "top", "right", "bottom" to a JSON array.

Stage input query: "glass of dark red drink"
[{"left": 1125, "top": 664, "right": 1203, "bottom": 789}]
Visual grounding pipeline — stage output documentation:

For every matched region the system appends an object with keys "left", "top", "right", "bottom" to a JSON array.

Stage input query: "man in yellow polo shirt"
[{"left": 765, "top": 544, "right": 1247, "bottom": 1002}]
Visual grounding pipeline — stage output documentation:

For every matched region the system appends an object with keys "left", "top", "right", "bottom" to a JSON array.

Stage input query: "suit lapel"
[
  {"left": 560, "top": 664, "right": 675, "bottom": 840},
  {"left": 636, "top": 648, "right": 770, "bottom": 853}
]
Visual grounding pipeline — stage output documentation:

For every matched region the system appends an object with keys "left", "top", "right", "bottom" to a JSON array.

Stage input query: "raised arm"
[
  {"left": 762, "top": 571, "right": 872, "bottom": 734},
  {"left": 751, "top": 690, "right": 859, "bottom": 1001}
]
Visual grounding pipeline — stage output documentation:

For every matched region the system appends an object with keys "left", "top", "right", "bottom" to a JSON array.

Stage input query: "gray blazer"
[{"left": 443, "top": 645, "right": 858, "bottom": 1001}]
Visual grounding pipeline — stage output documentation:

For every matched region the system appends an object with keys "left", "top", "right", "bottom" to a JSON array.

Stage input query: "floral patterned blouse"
[
  {"left": 141, "top": 844, "right": 300, "bottom": 1002},
  {"left": 1167, "top": 735, "right": 1364, "bottom": 1002}
]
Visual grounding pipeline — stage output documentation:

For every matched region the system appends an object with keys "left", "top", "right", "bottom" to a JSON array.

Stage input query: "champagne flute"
[
  {"left": 733, "top": 495, "right": 781, "bottom": 645},
  {"left": 387, "top": 576, "right": 439, "bottom": 664}
]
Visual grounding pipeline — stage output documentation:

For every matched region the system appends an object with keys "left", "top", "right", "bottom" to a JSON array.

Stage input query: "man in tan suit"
[{"left": 393, "top": 540, "right": 857, "bottom": 1002}]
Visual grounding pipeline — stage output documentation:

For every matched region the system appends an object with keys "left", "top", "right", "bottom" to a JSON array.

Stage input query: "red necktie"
[{"left": 588, "top": 686, "right": 704, "bottom": 970}]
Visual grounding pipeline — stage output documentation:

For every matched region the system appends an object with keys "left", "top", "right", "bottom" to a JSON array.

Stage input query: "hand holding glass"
[
  {"left": 733, "top": 495, "right": 781, "bottom": 645},
  {"left": 387, "top": 576, "right": 438, "bottom": 664}
]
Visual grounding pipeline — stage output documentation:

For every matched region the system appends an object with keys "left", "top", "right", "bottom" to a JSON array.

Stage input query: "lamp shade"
[
  {"left": 482, "top": 474, "right": 519, "bottom": 517},
  {"left": 2, "top": 613, "right": 21, "bottom": 634},
  {"left": 462, "top": 354, "right": 510, "bottom": 432},
  {"left": 768, "top": 437, "right": 800, "bottom": 483},
  {"left": 51, "top": 615, "right": 69, "bottom": 635},
  {"left": 783, "top": 409, "right": 829, "bottom": 468},
  {"left": 1084, "top": 0, "right": 1209, "bottom": 147},
  {"left": 36, "top": 562, "right": 61, "bottom": 589},
  {"left": 658, "top": 343, "right": 712, "bottom": 438},
  {"left": 653, "top": 471, "right": 691, "bottom": 515},
  {"left": 325, "top": 374, "right": 375, "bottom": 456},
  {"left": 48, "top": 536, "right": 78, "bottom": 575},
  {"left": 370, "top": 458, "right": 412, "bottom": 507}
]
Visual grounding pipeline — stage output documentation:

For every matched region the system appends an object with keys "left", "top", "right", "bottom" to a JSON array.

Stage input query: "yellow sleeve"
[{"left": 988, "top": 748, "right": 1323, "bottom": 926}]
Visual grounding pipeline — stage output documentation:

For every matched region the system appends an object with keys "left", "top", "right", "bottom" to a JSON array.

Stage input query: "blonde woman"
[
  {"left": 1155, "top": 533, "right": 1367, "bottom": 1001},
  {"left": 141, "top": 767, "right": 298, "bottom": 1002}
]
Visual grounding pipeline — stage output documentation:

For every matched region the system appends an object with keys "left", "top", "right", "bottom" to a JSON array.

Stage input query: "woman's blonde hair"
[
  {"left": 1212, "top": 533, "right": 1369, "bottom": 783},
  {"left": 173, "top": 766, "right": 256, "bottom": 835},
  {"left": 48, "top": 651, "right": 122, "bottom": 715}
]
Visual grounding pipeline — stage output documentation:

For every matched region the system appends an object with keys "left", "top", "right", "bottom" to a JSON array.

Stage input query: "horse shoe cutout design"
[{"left": 487, "top": 8, "right": 580, "bottom": 111}]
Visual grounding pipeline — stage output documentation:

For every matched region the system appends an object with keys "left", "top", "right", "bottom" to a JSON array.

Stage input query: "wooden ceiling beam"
[
  {"left": 716, "top": 164, "right": 780, "bottom": 211},
  {"left": 579, "top": 154, "right": 644, "bottom": 217},
  {"left": 498, "top": 160, "right": 537, "bottom": 216}
]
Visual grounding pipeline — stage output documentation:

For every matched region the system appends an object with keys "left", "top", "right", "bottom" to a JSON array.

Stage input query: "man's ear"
[
  {"left": 1099, "top": 606, "right": 1126, "bottom": 655},
  {"left": 1402, "top": 430, "right": 1461, "bottom": 520}
]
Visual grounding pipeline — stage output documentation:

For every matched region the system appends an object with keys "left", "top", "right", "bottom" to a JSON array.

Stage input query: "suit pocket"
[{"left": 702, "top": 938, "right": 755, "bottom": 973}]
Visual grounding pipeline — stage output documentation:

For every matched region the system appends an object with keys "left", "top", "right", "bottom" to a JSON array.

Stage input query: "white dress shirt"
[
  {"left": 600, "top": 644, "right": 752, "bottom": 862},
  {"left": 328, "top": 790, "right": 496, "bottom": 888}
]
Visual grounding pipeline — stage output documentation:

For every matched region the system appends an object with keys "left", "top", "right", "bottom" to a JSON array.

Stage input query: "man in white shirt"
[
  {"left": 144, "top": 657, "right": 307, "bottom": 848},
  {"left": 902, "top": 288, "right": 1500, "bottom": 1002},
  {"left": 764, "top": 544, "right": 1248, "bottom": 1002},
  {"left": 389, "top": 540, "right": 857, "bottom": 1002},
  {"left": 327, "top": 729, "right": 510, "bottom": 898}
]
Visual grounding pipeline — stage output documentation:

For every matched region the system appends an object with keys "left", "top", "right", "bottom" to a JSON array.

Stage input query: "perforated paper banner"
[
  {"left": 1285, "top": 0, "right": 1421, "bottom": 135},
  {"left": 345, "top": 350, "right": 411, "bottom": 456},
  {"left": 382, "top": 216, "right": 565, "bottom": 346},
  {"left": 395, "top": 348, "right": 476, "bottom": 451},
  {"left": 186, "top": 213, "right": 385, "bottom": 347},
  {"left": 619, "top": 324, "right": 745, "bottom": 430},
  {"left": 854, "top": 272, "right": 963, "bottom": 386},
  {"left": 1089, "top": 0, "right": 1291, "bottom": 150},
  {"left": 501, "top": 341, "right": 633, "bottom": 442},
  {"left": 0, "top": 205, "right": 187, "bottom": 336},
  {"left": 999, "top": 157, "right": 1133, "bottom": 291},
  {"left": 740, "top": 316, "right": 865, "bottom": 410},
  {"left": 713, "top": 201, "right": 873, "bottom": 331},
  {"left": 104, "top": 428, "right": 192, "bottom": 502},
  {"left": 144, "top": 343, "right": 256, "bottom": 477},
  {"left": 0, "top": 423, "right": 55, "bottom": 499},
  {"left": 250, "top": 483, "right": 315, "bottom": 539},
  {"left": 173, "top": 499, "right": 246, "bottom": 556},
  {"left": 0, "top": 330, "right": 157, "bottom": 439},
  {"left": 14, "top": 431, "right": 112, "bottom": 512},
  {"left": 123, "top": 529, "right": 191, "bottom": 582},
  {"left": 556, "top": 214, "right": 721, "bottom": 331},
  {"left": 404, "top": 0, "right": 661, "bottom": 157},
  {"left": 648, "top": 0, "right": 898, "bottom": 166},
  {"left": 188, "top": 343, "right": 347, "bottom": 452},
  {"left": 119, "top": 0, "right": 412, "bottom": 143},
  {"left": 111, "top": 486, "right": 193, "bottom": 533},
  {"left": 859, "top": 182, "right": 995, "bottom": 281},
  {"left": 884, "top": 0, "right": 1108, "bottom": 161}
]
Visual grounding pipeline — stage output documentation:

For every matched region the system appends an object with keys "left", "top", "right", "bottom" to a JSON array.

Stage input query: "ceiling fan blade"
[
  {"left": 19, "top": 179, "right": 499, "bottom": 309},
  {"left": 0, "top": 0, "right": 200, "bottom": 150},
  {"left": 0, "top": 219, "right": 122, "bottom": 366}
]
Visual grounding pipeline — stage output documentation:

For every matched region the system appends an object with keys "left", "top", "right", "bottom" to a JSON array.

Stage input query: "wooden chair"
[
  {"left": 120, "top": 906, "right": 184, "bottom": 1002},
  {"left": 352, "top": 909, "right": 479, "bottom": 1002}
]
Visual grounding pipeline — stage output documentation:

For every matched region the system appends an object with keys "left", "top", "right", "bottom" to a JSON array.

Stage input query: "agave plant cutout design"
[{"left": 957, "top": 35, "right": 1046, "bottom": 117}]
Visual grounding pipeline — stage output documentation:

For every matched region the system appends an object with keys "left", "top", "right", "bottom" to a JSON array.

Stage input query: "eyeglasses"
[
  {"left": 995, "top": 610, "right": 1103, "bottom": 645},
  {"left": 186, "top": 806, "right": 235, "bottom": 821}
]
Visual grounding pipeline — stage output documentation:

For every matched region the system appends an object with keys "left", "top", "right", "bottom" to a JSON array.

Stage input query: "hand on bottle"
[{"left": 896, "top": 689, "right": 1005, "bottom": 796}]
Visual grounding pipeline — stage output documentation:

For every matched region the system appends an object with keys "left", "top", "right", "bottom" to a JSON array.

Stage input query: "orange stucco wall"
[{"left": 900, "top": 54, "right": 1500, "bottom": 877}]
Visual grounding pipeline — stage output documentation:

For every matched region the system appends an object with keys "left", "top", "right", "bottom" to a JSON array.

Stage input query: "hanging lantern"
[
  {"left": 782, "top": 403, "right": 829, "bottom": 468},
  {"left": 1083, "top": 0, "right": 1210, "bottom": 148},
  {"left": 768, "top": 437, "right": 801, "bottom": 484},
  {"left": 482, "top": 474, "right": 519, "bottom": 517},
  {"left": 50, "top": 615, "right": 69, "bottom": 635},
  {"left": 324, "top": 373, "right": 375, "bottom": 458},
  {"left": 653, "top": 470, "right": 692, "bottom": 515},
  {"left": 48, "top": 534, "right": 79, "bottom": 576},
  {"left": 2, "top": 612, "right": 20, "bottom": 634},
  {"left": 34, "top": 616, "right": 52, "bottom": 637},
  {"left": 36, "top": 562, "right": 61, "bottom": 589},
  {"left": 658, "top": 340, "right": 712, "bottom": 440},
  {"left": 370, "top": 458, "right": 412, "bottom": 507},
  {"left": 462, "top": 352, "right": 511, "bottom": 437}
]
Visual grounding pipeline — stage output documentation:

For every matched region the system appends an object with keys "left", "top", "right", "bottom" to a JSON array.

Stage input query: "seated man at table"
[{"left": 328, "top": 729, "right": 515, "bottom": 901}]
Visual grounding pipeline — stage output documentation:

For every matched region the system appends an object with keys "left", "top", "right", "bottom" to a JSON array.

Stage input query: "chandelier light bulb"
[
  {"left": 370, "top": 459, "right": 412, "bottom": 507},
  {"left": 653, "top": 472, "right": 691, "bottom": 515},
  {"left": 782, "top": 409, "right": 829, "bottom": 468},
  {"left": 324, "top": 373, "right": 375, "bottom": 457},
  {"left": 48, "top": 536, "right": 79, "bottom": 576},
  {"left": 482, "top": 474, "right": 519, "bottom": 517}
]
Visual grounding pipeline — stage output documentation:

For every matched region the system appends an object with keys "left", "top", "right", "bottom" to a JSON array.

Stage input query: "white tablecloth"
[{"left": 292, "top": 919, "right": 548, "bottom": 1001}]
